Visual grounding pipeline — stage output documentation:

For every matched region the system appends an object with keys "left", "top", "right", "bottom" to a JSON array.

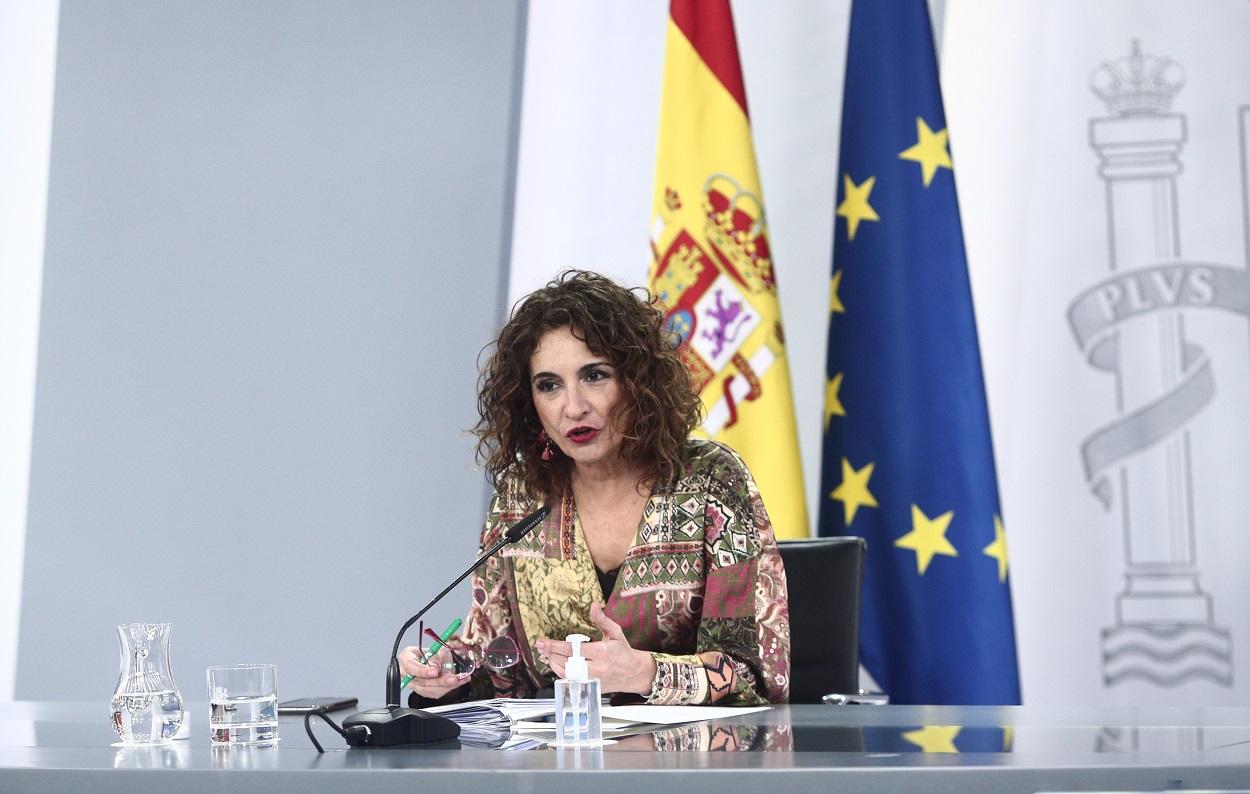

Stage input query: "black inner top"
[{"left": 596, "top": 565, "right": 620, "bottom": 600}]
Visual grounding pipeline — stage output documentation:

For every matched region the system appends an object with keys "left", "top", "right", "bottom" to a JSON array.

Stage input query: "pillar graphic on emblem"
[{"left": 1078, "top": 42, "right": 1232, "bottom": 686}]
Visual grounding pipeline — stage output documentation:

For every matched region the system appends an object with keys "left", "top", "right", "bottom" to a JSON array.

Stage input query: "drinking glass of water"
[{"left": 207, "top": 664, "right": 278, "bottom": 744}]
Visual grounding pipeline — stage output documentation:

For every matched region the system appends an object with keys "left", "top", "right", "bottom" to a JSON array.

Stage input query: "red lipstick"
[{"left": 566, "top": 426, "right": 599, "bottom": 444}]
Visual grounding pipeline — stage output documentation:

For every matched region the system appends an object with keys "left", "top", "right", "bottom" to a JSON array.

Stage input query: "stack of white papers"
[
  {"left": 481, "top": 697, "right": 559, "bottom": 722},
  {"left": 421, "top": 702, "right": 514, "bottom": 748}
]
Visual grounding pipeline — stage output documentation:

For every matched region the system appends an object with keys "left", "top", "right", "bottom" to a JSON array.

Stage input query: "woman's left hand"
[{"left": 538, "top": 602, "right": 657, "bottom": 695}]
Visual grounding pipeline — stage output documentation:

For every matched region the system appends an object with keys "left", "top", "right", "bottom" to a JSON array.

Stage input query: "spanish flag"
[{"left": 647, "top": 0, "right": 808, "bottom": 539}]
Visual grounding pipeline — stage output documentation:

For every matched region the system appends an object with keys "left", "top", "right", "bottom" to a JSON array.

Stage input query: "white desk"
[{"left": 2, "top": 701, "right": 1249, "bottom": 792}]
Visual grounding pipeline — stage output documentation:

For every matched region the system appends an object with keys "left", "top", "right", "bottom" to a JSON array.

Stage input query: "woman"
[{"left": 400, "top": 271, "right": 789, "bottom": 705}]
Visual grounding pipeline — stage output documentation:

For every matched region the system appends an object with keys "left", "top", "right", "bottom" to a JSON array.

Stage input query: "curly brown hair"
[{"left": 474, "top": 270, "right": 703, "bottom": 501}]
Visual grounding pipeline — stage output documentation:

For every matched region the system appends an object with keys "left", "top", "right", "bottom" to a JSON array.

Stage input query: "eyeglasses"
[{"left": 420, "top": 632, "right": 521, "bottom": 676}]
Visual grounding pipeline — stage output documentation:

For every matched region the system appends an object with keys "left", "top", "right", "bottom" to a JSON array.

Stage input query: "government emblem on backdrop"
[{"left": 1068, "top": 41, "right": 1250, "bottom": 689}]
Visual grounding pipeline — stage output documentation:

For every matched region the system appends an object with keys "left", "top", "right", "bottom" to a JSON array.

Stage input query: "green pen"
[{"left": 399, "top": 618, "right": 463, "bottom": 689}]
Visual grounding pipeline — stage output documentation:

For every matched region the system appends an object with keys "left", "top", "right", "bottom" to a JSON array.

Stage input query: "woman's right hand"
[{"left": 398, "top": 644, "right": 471, "bottom": 700}]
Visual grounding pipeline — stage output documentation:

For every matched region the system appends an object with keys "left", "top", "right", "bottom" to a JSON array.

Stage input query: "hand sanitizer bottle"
[{"left": 554, "top": 633, "right": 601, "bottom": 745}]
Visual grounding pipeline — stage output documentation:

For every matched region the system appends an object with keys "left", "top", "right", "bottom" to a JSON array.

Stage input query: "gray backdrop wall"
[{"left": 17, "top": 0, "right": 526, "bottom": 703}]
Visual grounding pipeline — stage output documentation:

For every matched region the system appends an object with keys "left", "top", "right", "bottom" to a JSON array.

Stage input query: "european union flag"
[{"left": 818, "top": 0, "right": 1021, "bottom": 704}]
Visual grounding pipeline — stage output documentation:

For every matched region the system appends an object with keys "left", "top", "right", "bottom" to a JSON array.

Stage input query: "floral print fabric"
[{"left": 437, "top": 439, "right": 789, "bottom": 705}]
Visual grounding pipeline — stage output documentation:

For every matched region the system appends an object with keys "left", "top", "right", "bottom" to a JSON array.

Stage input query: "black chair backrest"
[{"left": 777, "top": 537, "right": 866, "bottom": 704}]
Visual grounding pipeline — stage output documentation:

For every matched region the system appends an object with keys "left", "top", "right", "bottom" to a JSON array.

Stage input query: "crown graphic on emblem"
[
  {"left": 1090, "top": 40, "right": 1185, "bottom": 117},
  {"left": 702, "top": 174, "right": 774, "bottom": 293}
]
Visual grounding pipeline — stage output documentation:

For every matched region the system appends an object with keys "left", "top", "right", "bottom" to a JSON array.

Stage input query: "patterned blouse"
[{"left": 429, "top": 439, "right": 790, "bottom": 706}]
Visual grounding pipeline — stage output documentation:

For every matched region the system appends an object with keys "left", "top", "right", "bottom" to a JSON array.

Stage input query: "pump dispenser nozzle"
[{"left": 565, "top": 633, "right": 590, "bottom": 682}]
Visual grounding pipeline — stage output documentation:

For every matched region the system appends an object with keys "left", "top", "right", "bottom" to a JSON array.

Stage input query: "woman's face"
[{"left": 529, "top": 326, "right": 625, "bottom": 473}]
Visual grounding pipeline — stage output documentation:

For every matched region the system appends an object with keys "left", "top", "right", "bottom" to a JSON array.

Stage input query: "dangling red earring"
[{"left": 538, "top": 430, "right": 555, "bottom": 461}]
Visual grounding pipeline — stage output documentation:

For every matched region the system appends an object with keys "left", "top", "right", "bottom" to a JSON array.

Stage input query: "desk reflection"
[
  {"left": 286, "top": 711, "right": 1250, "bottom": 760},
  {"left": 210, "top": 741, "right": 281, "bottom": 769},
  {"left": 609, "top": 721, "right": 801, "bottom": 752},
  {"left": 625, "top": 721, "right": 1250, "bottom": 756},
  {"left": 113, "top": 743, "right": 189, "bottom": 769}
]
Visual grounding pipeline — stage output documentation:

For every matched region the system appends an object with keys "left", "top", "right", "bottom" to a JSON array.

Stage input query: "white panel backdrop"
[
  {"left": 0, "top": 0, "right": 58, "bottom": 701},
  {"left": 945, "top": 0, "right": 1250, "bottom": 705}
]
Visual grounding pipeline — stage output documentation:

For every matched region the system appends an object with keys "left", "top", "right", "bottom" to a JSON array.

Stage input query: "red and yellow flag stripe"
[{"left": 648, "top": 0, "right": 808, "bottom": 539}]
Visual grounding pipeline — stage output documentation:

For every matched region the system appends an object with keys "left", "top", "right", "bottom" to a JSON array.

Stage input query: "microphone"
[{"left": 341, "top": 504, "right": 550, "bottom": 747}]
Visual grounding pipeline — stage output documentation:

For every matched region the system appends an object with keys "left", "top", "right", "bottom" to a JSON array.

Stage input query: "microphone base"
[{"left": 341, "top": 706, "right": 461, "bottom": 747}]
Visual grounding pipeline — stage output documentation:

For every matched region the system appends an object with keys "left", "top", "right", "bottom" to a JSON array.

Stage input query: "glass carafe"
[{"left": 110, "top": 622, "right": 184, "bottom": 744}]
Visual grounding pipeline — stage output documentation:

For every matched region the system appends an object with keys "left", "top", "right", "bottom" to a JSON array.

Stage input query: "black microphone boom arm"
[{"left": 341, "top": 504, "right": 550, "bottom": 747}]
